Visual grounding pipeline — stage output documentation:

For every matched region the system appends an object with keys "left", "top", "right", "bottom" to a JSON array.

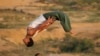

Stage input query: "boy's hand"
[{"left": 48, "top": 16, "right": 56, "bottom": 23}]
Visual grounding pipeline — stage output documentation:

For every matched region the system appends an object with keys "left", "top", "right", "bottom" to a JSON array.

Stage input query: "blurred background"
[{"left": 0, "top": 0, "right": 100, "bottom": 56}]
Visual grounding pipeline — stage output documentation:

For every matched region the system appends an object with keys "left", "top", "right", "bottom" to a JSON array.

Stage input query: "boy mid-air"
[{"left": 23, "top": 11, "right": 72, "bottom": 47}]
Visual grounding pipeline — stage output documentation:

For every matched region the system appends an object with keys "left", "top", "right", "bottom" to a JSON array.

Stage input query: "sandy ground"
[
  {"left": 0, "top": 0, "right": 100, "bottom": 56},
  {"left": 0, "top": 23, "right": 100, "bottom": 56},
  {"left": 0, "top": 23, "right": 100, "bottom": 45},
  {"left": 0, "top": 0, "right": 30, "bottom": 7}
]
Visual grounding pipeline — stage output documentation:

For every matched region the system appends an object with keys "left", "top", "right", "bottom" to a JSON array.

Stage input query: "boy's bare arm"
[
  {"left": 23, "top": 17, "right": 56, "bottom": 47},
  {"left": 36, "top": 16, "right": 56, "bottom": 32}
]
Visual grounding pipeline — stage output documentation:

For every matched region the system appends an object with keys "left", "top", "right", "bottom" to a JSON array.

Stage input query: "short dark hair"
[
  {"left": 27, "top": 38, "right": 34, "bottom": 47},
  {"left": 35, "top": 53, "right": 40, "bottom": 56}
]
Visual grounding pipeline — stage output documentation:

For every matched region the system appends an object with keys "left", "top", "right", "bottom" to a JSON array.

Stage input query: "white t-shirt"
[{"left": 28, "top": 14, "right": 46, "bottom": 28}]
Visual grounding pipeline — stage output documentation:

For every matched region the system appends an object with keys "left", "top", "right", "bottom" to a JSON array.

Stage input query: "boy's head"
[{"left": 26, "top": 38, "right": 34, "bottom": 47}]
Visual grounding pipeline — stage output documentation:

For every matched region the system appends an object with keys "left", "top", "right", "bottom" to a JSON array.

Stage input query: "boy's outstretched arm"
[
  {"left": 37, "top": 16, "right": 56, "bottom": 32},
  {"left": 23, "top": 16, "right": 56, "bottom": 47}
]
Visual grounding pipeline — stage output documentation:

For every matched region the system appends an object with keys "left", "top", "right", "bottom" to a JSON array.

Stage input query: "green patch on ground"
[{"left": 0, "top": 9, "right": 35, "bottom": 28}]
